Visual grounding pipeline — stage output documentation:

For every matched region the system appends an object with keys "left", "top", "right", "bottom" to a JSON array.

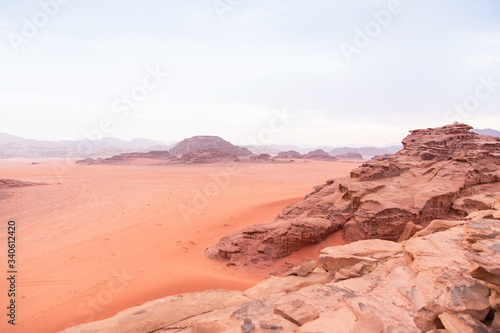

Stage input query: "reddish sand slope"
[{"left": 0, "top": 159, "right": 359, "bottom": 333}]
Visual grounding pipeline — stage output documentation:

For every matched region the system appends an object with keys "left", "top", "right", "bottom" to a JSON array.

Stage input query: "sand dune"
[{"left": 0, "top": 159, "right": 358, "bottom": 332}]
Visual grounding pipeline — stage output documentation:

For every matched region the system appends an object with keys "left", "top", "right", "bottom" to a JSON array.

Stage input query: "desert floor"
[{"left": 0, "top": 159, "right": 360, "bottom": 333}]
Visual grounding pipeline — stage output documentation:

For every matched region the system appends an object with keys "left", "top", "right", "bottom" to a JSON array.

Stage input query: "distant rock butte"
[
  {"left": 207, "top": 123, "right": 500, "bottom": 266},
  {"left": 76, "top": 150, "right": 173, "bottom": 165},
  {"left": 169, "top": 136, "right": 252, "bottom": 157},
  {"left": 62, "top": 212, "right": 500, "bottom": 332},
  {"left": 275, "top": 149, "right": 341, "bottom": 161},
  {"left": 302, "top": 149, "right": 337, "bottom": 161},
  {"left": 333, "top": 152, "right": 364, "bottom": 160},
  {"left": 276, "top": 150, "right": 302, "bottom": 159}
]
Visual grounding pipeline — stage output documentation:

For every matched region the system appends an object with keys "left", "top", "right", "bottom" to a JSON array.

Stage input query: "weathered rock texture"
[
  {"left": 174, "top": 148, "right": 239, "bottom": 164},
  {"left": 207, "top": 124, "right": 500, "bottom": 266},
  {"left": 61, "top": 214, "right": 500, "bottom": 332}
]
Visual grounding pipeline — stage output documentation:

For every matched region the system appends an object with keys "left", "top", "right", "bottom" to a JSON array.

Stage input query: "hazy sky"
[{"left": 1, "top": 0, "right": 500, "bottom": 147}]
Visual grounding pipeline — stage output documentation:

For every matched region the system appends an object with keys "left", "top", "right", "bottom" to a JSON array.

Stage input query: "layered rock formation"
[
  {"left": 207, "top": 124, "right": 500, "bottom": 266},
  {"left": 169, "top": 136, "right": 252, "bottom": 157},
  {"left": 62, "top": 211, "right": 500, "bottom": 332}
]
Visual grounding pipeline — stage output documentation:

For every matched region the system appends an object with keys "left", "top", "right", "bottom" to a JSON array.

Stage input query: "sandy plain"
[{"left": 0, "top": 159, "right": 360, "bottom": 333}]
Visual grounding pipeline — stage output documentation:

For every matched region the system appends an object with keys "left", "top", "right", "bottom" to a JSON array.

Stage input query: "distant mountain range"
[
  {"left": 329, "top": 145, "right": 403, "bottom": 159},
  {"left": 0, "top": 133, "right": 174, "bottom": 159},
  {"left": 472, "top": 128, "right": 500, "bottom": 137},
  {"left": 1, "top": 127, "right": 497, "bottom": 159}
]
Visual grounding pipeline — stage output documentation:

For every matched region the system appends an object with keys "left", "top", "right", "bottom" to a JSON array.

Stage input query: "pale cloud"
[
  {"left": 1, "top": 0, "right": 499, "bottom": 146},
  {"left": 465, "top": 55, "right": 500, "bottom": 67}
]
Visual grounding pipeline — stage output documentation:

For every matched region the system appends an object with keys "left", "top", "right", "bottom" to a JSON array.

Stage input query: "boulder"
[
  {"left": 397, "top": 221, "right": 423, "bottom": 242},
  {"left": 243, "top": 271, "right": 333, "bottom": 300},
  {"left": 412, "top": 220, "right": 465, "bottom": 238},
  {"left": 438, "top": 312, "right": 491, "bottom": 333},
  {"left": 283, "top": 261, "right": 318, "bottom": 277},
  {"left": 452, "top": 192, "right": 500, "bottom": 215},
  {"left": 299, "top": 308, "right": 357, "bottom": 333},
  {"left": 319, "top": 239, "right": 402, "bottom": 273},
  {"left": 60, "top": 290, "right": 250, "bottom": 333},
  {"left": 274, "top": 299, "right": 319, "bottom": 326}
]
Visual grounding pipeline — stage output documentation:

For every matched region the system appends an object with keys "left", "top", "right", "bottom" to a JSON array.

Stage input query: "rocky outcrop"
[
  {"left": 333, "top": 152, "right": 364, "bottom": 160},
  {"left": 62, "top": 214, "right": 500, "bottom": 333},
  {"left": 207, "top": 124, "right": 500, "bottom": 266},
  {"left": 169, "top": 136, "right": 252, "bottom": 157}
]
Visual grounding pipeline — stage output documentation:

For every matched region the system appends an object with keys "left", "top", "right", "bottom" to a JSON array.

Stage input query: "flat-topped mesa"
[{"left": 207, "top": 123, "right": 500, "bottom": 267}]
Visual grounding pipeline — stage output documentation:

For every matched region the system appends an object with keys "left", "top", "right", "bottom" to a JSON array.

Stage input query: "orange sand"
[{"left": 0, "top": 159, "right": 359, "bottom": 332}]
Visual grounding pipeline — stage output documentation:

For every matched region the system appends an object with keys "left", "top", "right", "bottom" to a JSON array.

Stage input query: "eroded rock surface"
[{"left": 207, "top": 123, "right": 500, "bottom": 266}]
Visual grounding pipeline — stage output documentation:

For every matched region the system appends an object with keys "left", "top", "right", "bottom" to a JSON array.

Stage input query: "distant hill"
[
  {"left": 169, "top": 136, "right": 253, "bottom": 157},
  {"left": 244, "top": 145, "right": 283, "bottom": 156},
  {"left": 329, "top": 145, "right": 402, "bottom": 159},
  {"left": 276, "top": 150, "right": 302, "bottom": 159},
  {"left": 472, "top": 128, "right": 500, "bottom": 137},
  {"left": 302, "top": 149, "right": 337, "bottom": 161}
]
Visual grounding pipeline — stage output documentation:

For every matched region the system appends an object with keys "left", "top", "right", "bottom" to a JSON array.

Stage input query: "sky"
[{"left": 1, "top": 0, "right": 500, "bottom": 147}]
